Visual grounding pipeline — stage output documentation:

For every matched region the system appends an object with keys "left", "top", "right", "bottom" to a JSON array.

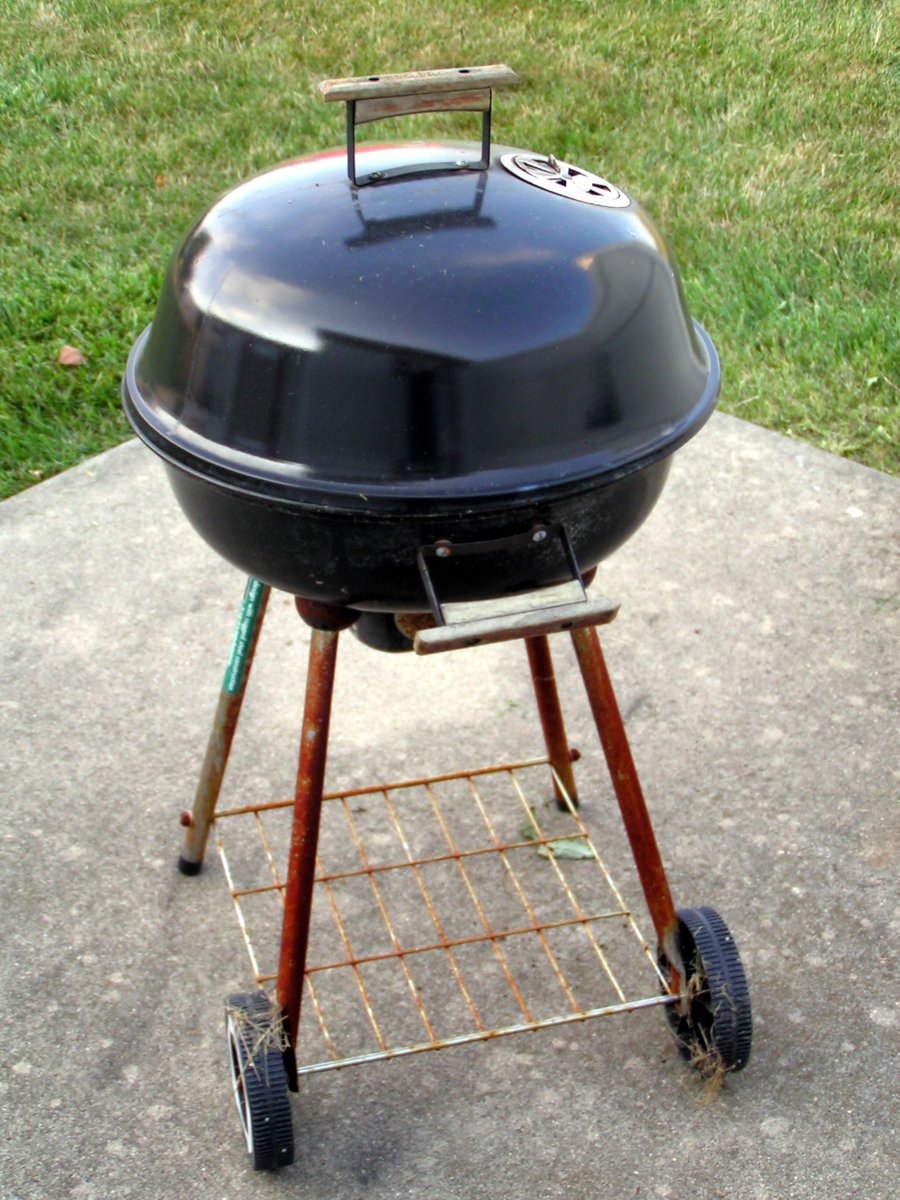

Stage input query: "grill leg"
[
  {"left": 178, "top": 579, "right": 270, "bottom": 875},
  {"left": 525, "top": 635, "right": 579, "bottom": 810},
  {"left": 276, "top": 625, "right": 341, "bottom": 1070},
  {"left": 569, "top": 625, "right": 678, "bottom": 954}
]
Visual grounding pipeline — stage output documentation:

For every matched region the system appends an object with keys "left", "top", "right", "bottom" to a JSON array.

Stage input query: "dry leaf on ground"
[{"left": 57, "top": 345, "right": 86, "bottom": 366}]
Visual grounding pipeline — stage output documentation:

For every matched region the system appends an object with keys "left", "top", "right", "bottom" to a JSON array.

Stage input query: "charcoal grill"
[{"left": 123, "top": 66, "right": 751, "bottom": 1171}]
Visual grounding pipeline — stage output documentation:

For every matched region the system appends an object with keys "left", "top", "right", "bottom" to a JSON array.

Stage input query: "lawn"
[{"left": 1, "top": 0, "right": 897, "bottom": 498}]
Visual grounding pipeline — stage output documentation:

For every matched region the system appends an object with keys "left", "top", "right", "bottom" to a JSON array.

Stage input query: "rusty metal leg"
[
  {"left": 276, "top": 625, "right": 341, "bottom": 1068},
  {"left": 569, "top": 625, "right": 679, "bottom": 958},
  {"left": 525, "top": 635, "right": 580, "bottom": 810},
  {"left": 178, "top": 578, "right": 270, "bottom": 875}
]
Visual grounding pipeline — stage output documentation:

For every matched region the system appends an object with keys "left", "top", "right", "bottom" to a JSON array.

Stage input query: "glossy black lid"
[{"left": 123, "top": 140, "right": 718, "bottom": 511}]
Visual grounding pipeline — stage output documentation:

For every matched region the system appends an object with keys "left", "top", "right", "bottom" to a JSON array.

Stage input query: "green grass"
[{"left": 1, "top": 0, "right": 897, "bottom": 498}]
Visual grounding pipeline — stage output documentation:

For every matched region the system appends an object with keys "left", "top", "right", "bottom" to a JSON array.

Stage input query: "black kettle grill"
[{"left": 123, "top": 66, "right": 750, "bottom": 1172}]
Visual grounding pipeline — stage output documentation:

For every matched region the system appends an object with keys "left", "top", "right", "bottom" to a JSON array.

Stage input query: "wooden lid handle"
[
  {"left": 318, "top": 65, "right": 520, "bottom": 186},
  {"left": 318, "top": 65, "right": 519, "bottom": 104}
]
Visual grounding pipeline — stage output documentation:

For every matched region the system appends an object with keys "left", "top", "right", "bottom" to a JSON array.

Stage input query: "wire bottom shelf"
[{"left": 214, "top": 758, "right": 676, "bottom": 1077}]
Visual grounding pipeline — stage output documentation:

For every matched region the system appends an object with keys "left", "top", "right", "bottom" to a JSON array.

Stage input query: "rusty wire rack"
[{"left": 214, "top": 756, "right": 676, "bottom": 1077}]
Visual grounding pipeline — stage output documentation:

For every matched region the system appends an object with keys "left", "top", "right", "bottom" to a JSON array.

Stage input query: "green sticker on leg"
[{"left": 223, "top": 577, "right": 266, "bottom": 694}]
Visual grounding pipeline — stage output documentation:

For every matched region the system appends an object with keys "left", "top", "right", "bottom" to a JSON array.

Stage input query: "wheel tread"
[
  {"left": 226, "top": 990, "right": 295, "bottom": 1170},
  {"left": 660, "top": 906, "right": 752, "bottom": 1074}
]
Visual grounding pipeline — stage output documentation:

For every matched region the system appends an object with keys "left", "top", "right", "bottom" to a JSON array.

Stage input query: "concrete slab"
[{"left": 1, "top": 414, "right": 897, "bottom": 1200}]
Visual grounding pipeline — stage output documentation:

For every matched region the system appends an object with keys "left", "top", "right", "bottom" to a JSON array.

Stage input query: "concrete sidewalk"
[{"left": 1, "top": 413, "right": 897, "bottom": 1200}]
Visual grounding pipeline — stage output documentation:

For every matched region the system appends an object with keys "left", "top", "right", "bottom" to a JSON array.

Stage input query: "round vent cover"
[{"left": 500, "top": 152, "right": 630, "bottom": 208}]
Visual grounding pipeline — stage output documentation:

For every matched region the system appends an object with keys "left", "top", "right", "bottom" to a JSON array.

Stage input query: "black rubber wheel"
[
  {"left": 659, "top": 906, "right": 752, "bottom": 1075},
  {"left": 225, "top": 991, "right": 295, "bottom": 1170}
]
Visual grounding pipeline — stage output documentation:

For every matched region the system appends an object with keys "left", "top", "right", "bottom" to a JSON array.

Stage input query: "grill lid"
[{"left": 123, "top": 67, "right": 719, "bottom": 513}]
